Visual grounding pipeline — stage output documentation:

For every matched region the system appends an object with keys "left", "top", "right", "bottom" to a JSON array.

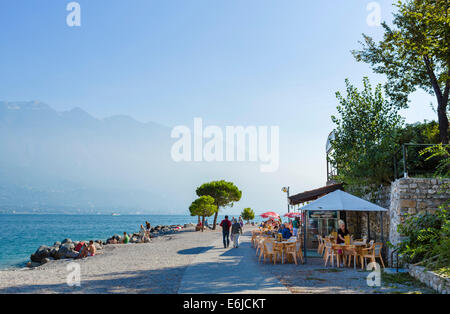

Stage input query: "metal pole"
[
  {"left": 367, "top": 212, "right": 370, "bottom": 240},
  {"left": 303, "top": 210, "right": 307, "bottom": 264},
  {"left": 287, "top": 187, "right": 290, "bottom": 214},
  {"left": 380, "top": 211, "right": 384, "bottom": 258},
  {"left": 402, "top": 144, "right": 408, "bottom": 178}
]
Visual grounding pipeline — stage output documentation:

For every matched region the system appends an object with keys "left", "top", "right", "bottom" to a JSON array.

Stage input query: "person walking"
[
  {"left": 219, "top": 215, "right": 232, "bottom": 248},
  {"left": 292, "top": 216, "right": 300, "bottom": 238},
  {"left": 231, "top": 218, "right": 243, "bottom": 248}
]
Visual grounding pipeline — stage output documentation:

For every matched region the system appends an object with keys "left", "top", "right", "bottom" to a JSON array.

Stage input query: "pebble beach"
[{"left": 0, "top": 227, "right": 221, "bottom": 294}]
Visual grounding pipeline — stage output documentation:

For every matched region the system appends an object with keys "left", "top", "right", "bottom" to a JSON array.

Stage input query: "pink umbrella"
[
  {"left": 284, "top": 212, "right": 301, "bottom": 218},
  {"left": 260, "top": 211, "right": 280, "bottom": 219}
]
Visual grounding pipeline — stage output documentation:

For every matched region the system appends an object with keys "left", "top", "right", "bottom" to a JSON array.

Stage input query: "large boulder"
[
  {"left": 30, "top": 245, "right": 51, "bottom": 262},
  {"left": 61, "top": 242, "right": 75, "bottom": 251},
  {"left": 61, "top": 238, "right": 72, "bottom": 245},
  {"left": 54, "top": 245, "right": 78, "bottom": 259},
  {"left": 40, "top": 257, "right": 54, "bottom": 265},
  {"left": 50, "top": 247, "right": 60, "bottom": 259}
]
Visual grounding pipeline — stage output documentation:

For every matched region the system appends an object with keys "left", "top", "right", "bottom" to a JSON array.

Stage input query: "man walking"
[{"left": 219, "top": 215, "right": 232, "bottom": 248}]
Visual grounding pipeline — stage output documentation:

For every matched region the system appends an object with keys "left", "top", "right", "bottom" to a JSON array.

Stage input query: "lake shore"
[{"left": 0, "top": 226, "right": 223, "bottom": 293}]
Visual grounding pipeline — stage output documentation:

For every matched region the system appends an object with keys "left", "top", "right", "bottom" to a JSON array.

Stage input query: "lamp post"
[{"left": 282, "top": 186, "right": 290, "bottom": 214}]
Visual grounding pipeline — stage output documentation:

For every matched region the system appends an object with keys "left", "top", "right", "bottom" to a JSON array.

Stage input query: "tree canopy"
[
  {"left": 241, "top": 208, "right": 255, "bottom": 223},
  {"left": 330, "top": 77, "right": 404, "bottom": 185},
  {"left": 196, "top": 180, "right": 242, "bottom": 230},
  {"left": 189, "top": 195, "right": 218, "bottom": 232},
  {"left": 352, "top": 0, "right": 450, "bottom": 143}
]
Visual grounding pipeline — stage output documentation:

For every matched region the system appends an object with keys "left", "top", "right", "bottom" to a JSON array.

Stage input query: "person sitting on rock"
[{"left": 78, "top": 241, "right": 96, "bottom": 258}]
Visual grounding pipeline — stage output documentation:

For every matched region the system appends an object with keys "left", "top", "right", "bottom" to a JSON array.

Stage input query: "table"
[
  {"left": 335, "top": 243, "right": 367, "bottom": 268},
  {"left": 274, "top": 239, "right": 297, "bottom": 264}
]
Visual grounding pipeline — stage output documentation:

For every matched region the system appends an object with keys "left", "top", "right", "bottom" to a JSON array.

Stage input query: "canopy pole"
[
  {"left": 367, "top": 212, "right": 370, "bottom": 240},
  {"left": 303, "top": 210, "right": 307, "bottom": 264},
  {"left": 380, "top": 211, "right": 384, "bottom": 256}
]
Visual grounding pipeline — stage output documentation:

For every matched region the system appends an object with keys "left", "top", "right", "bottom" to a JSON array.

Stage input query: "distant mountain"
[
  {"left": 0, "top": 101, "right": 271, "bottom": 214},
  {"left": 0, "top": 101, "right": 185, "bottom": 213}
]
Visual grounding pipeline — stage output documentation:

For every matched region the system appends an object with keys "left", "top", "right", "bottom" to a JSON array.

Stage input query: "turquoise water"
[{"left": 0, "top": 214, "right": 237, "bottom": 269}]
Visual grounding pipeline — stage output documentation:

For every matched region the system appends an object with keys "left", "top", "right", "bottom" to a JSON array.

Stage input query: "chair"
[
  {"left": 360, "top": 242, "right": 385, "bottom": 269},
  {"left": 285, "top": 242, "right": 298, "bottom": 265},
  {"left": 295, "top": 240, "right": 304, "bottom": 264},
  {"left": 344, "top": 235, "right": 351, "bottom": 245},
  {"left": 255, "top": 237, "right": 264, "bottom": 257},
  {"left": 343, "top": 245, "right": 358, "bottom": 269},
  {"left": 261, "top": 240, "right": 281, "bottom": 264},
  {"left": 323, "top": 241, "right": 338, "bottom": 267},
  {"left": 251, "top": 231, "right": 260, "bottom": 247},
  {"left": 331, "top": 231, "right": 338, "bottom": 241},
  {"left": 317, "top": 235, "right": 325, "bottom": 256}
]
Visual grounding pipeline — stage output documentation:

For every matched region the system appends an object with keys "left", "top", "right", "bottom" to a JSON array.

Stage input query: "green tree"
[
  {"left": 241, "top": 208, "right": 255, "bottom": 223},
  {"left": 189, "top": 196, "right": 218, "bottom": 232},
  {"left": 330, "top": 77, "right": 403, "bottom": 186},
  {"left": 352, "top": 0, "right": 450, "bottom": 143},
  {"left": 196, "top": 180, "right": 242, "bottom": 230}
]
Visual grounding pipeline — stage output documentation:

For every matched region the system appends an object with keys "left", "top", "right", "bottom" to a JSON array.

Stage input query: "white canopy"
[{"left": 301, "top": 190, "right": 387, "bottom": 212}]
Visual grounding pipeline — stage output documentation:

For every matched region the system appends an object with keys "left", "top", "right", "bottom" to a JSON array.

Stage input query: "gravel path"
[{"left": 0, "top": 227, "right": 221, "bottom": 294}]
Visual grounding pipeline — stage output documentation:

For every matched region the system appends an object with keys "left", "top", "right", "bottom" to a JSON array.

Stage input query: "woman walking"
[{"left": 231, "top": 218, "right": 243, "bottom": 248}]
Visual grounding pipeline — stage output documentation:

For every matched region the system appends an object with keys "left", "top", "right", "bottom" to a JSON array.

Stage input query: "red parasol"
[{"left": 260, "top": 211, "right": 280, "bottom": 219}]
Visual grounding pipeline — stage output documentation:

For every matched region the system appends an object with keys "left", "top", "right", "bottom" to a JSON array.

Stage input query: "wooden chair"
[
  {"left": 361, "top": 242, "right": 385, "bottom": 269},
  {"left": 260, "top": 240, "right": 281, "bottom": 264},
  {"left": 285, "top": 242, "right": 298, "bottom": 265}
]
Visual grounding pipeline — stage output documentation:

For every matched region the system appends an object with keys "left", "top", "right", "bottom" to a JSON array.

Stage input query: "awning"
[
  {"left": 300, "top": 190, "right": 387, "bottom": 212},
  {"left": 288, "top": 183, "right": 344, "bottom": 205}
]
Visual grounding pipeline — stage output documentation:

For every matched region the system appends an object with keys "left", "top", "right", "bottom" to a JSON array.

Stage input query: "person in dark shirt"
[
  {"left": 280, "top": 223, "right": 292, "bottom": 239},
  {"left": 337, "top": 220, "right": 349, "bottom": 244},
  {"left": 219, "top": 216, "right": 232, "bottom": 248}
]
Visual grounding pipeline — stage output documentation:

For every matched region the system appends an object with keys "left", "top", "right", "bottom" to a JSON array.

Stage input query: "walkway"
[{"left": 178, "top": 229, "right": 290, "bottom": 294}]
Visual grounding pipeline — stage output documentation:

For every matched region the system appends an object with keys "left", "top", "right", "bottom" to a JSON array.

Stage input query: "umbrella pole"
[{"left": 367, "top": 212, "right": 370, "bottom": 240}]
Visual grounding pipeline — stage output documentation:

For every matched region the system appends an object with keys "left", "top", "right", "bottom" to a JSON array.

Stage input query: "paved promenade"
[{"left": 178, "top": 229, "right": 290, "bottom": 294}]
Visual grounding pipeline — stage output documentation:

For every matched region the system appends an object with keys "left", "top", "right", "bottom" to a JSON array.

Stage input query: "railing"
[
  {"left": 390, "top": 247, "right": 400, "bottom": 272},
  {"left": 393, "top": 143, "right": 450, "bottom": 179}
]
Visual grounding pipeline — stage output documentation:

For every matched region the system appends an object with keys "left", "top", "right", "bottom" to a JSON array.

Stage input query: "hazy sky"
[{"left": 0, "top": 0, "right": 438, "bottom": 213}]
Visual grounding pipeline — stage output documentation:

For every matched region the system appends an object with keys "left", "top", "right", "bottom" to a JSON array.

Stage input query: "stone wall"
[
  {"left": 408, "top": 264, "right": 449, "bottom": 294},
  {"left": 343, "top": 178, "right": 449, "bottom": 266},
  {"left": 345, "top": 185, "right": 391, "bottom": 243},
  {"left": 388, "top": 177, "right": 450, "bottom": 265}
]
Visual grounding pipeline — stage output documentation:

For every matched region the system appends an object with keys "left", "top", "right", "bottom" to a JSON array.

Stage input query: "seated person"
[
  {"left": 122, "top": 232, "right": 130, "bottom": 244},
  {"left": 78, "top": 240, "right": 96, "bottom": 258},
  {"left": 281, "top": 223, "right": 292, "bottom": 239}
]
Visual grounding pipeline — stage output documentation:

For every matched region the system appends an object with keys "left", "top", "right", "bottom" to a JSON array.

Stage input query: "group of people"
[
  {"left": 219, "top": 216, "right": 245, "bottom": 248},
  {"left": 107, "top": 221, "right": 152, "bottom": 245},
  {"left": 260, "top": 216, "right": 302, "bottom": 239}
]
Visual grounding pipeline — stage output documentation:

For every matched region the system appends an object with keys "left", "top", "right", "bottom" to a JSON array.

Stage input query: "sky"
[{"left": 0, "top": 0, "right": 438, "bottom": 214}]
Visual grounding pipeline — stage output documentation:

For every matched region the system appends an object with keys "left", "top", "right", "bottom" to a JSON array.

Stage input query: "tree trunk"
[
  {"left": 424, "top": 56, "right": 449, "bottom": 144},
  {"left": 197, "top": 216, "right": 200, "bottom": 224},
  {"left": 212, "top": 211, "right": 219, "bottom": 230},
  {"left": 437, "top": 95, "right": 449, "bottom": 144},
  {"left": 201, "top": 216, "right": 205, "bottom": 232}
]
